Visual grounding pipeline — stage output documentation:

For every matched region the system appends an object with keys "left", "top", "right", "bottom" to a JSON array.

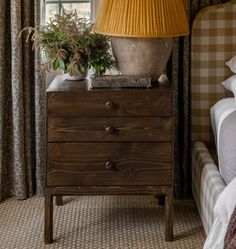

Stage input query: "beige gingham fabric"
[
  {"left": 192, "top": 141, "right": 226, "bottom": 235},
  {"left": 191, "top": 1, "right": 236, "bottom": 143}
]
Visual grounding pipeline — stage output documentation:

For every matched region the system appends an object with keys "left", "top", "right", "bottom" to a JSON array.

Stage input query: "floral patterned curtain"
[{"left": 0, "top": 0, "right": 45, "bottom": 201}]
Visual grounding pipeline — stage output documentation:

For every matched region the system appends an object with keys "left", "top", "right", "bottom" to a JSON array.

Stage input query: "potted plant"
[{"left": 20, "top": 12, "right": 115, "bottom": 80}]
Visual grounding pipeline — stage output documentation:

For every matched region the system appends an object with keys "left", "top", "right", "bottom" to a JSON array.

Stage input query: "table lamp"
[{"left": 94, "top": 0, "right": 189, "bottom": 82}]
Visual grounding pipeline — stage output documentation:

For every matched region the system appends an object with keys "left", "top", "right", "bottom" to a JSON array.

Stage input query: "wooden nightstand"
[{"left": 45, "top": 75, "right": 174, "bottom": 244}]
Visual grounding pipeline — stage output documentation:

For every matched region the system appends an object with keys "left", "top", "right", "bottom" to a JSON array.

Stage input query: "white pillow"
[
  {"left": 226, "top": 55, "right": 236, "bottom": 73},
  {"left": 221, "top": 75, "right": 236, "bottom": 98}
]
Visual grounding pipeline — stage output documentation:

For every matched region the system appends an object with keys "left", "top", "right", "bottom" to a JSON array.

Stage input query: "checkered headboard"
[{"left": 191, "top": 1, "right": 236, "bottom": 143}]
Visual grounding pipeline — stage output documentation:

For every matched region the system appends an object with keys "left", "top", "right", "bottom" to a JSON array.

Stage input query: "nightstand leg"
[
  {"left": 45, "top": 191, "right": 53, "bottom": 244},
  {"left": 165, "top": 189, "right": 173, "bottom": 241},
  {"left": 55, "top": 196, "right": 63, "bottom": 206},
  {"left": 156, "top": 195, "right": 165, "bottom": 206}
]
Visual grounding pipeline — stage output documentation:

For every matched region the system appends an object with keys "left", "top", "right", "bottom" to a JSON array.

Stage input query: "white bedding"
[
  {"left": 210, "top": 98, "right": 236, "bottom": 153},
  {"left": 210, "top": 98, "right": 236, "bottom": 184},
  {"left": 203, "top": 177, "right": 236, "bottom": 249}
]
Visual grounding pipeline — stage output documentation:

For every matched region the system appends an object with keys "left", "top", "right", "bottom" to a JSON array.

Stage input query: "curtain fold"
[
  {"left": 172, "top": 0, "right": 229, "bottom": 198},
  {"left": 0, "top": 0, "right": 45, "bottom": 201}
]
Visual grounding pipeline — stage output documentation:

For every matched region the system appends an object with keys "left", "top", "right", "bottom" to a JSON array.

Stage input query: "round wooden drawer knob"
[
  {"left": 105, "top": 101, "right": 114, "bottom": 110},
  {"left": 105, "top": 126, "right": 115, "bottom": 134},
  {"left": 105, "top": 160, "right": 114, "bottom": 170}
]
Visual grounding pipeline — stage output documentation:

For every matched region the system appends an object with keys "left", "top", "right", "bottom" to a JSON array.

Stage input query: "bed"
[{"left": 191, "top": 1, "right": 236, "bottom": 247}]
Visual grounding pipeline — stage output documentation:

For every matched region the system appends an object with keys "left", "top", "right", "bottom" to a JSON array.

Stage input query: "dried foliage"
[{"left": 20, "top": 12, "right": 115, "bottom": 76}]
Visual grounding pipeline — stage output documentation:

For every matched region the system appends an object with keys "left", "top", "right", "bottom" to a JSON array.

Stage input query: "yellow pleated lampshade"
[{"left": 94, "top": 0, "right": 189, "bottom": 38}]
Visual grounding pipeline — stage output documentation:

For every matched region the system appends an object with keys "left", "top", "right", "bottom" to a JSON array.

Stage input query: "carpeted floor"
[{"left": 0, "top": 196, "right": 205, "bottom": 249}]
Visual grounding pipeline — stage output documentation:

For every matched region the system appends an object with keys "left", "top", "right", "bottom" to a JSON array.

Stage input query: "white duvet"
[
  {"left": 210, "top": 98, "right": 236, "bottom": 153},
  {"left": 203, "top": 177, "right": 236, "bottom": 249},
  {"left": 210, "top": 98, "right": 236, "bottom": 184}
]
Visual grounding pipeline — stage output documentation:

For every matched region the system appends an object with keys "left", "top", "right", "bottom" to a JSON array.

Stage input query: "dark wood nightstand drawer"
[
  {"left": 47, "top": 91, "right": 173, "bottom": 117},
  {"left": 47, "top": 117, "right": 173, "bottom": 142},
  {"left": 47, "top": 143, "right": 172, "bottom": 186}
]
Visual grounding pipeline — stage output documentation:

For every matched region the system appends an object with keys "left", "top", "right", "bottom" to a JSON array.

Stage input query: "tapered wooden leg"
[
  {"left": 45, "top": 190, "right": 53, "bottom": 244},
  {"left": 56, "top": 196, "right": 63, "bottom": 206},
  {"left": 165, "top": 189, "right": 173, "bottom": 242}
]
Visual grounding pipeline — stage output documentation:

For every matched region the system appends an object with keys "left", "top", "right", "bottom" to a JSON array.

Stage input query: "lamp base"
[{"left": 111, "top": 37, "right": 173, "bottom": 82}]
